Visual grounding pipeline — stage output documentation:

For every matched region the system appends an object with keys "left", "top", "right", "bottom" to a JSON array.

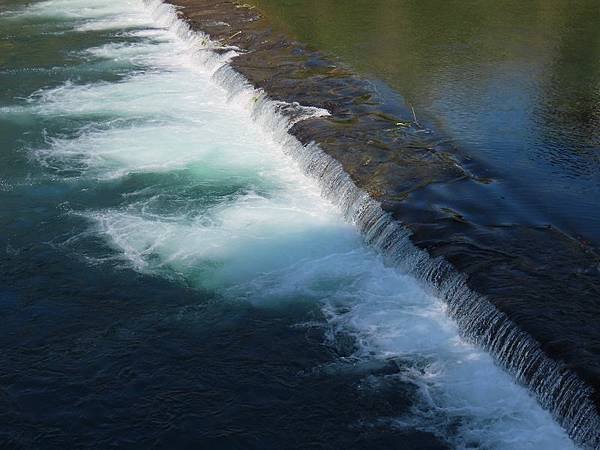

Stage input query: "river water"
[
  {"left": 0, "top": 1, "right": 584, "bottom": 448},
  {"left": 250, "top": 0, "right": 600, "bottom": 247}
]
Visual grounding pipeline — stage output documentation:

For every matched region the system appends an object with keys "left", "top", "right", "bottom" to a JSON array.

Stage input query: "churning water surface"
[{"left": 0, "top": 1, "right": 581, "bottom": 448}]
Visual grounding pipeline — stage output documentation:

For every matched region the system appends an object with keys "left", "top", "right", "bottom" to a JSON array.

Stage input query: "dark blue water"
[
  {"left": 250, "top": 0, "right": 600, "bottom": 248},
  {"left": 0, "top": 1, "right": 581, "bottom": 448}
]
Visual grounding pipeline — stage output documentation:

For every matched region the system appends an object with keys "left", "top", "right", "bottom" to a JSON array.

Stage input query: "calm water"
[
  {"left": 0, "top": 0, "right": 583, "bottom": 448},
  {"left": 250, "top": 0, "right": 600, "bottom": 246}
]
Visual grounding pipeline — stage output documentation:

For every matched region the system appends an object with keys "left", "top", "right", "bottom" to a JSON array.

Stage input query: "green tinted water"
[{"left": 249, "top": 0, "right": 600, "bottom": 244}]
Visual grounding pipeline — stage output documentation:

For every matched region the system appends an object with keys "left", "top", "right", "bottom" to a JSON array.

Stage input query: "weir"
[{"left": 143, "top": 0, "right": 600, "bottom": 447}]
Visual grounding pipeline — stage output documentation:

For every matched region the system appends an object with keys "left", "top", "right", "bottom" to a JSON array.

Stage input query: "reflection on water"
[{"left": 249, "top": 0, "right": 600, "bottom": 245}]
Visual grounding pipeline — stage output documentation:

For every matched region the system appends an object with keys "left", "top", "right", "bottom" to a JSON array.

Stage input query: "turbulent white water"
[{"left": 13, "top": 0, "right": 581, "bottom": 448}]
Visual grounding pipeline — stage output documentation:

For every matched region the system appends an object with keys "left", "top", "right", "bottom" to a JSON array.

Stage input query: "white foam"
[
  {"left": 24, "top": 1, "right": 580, "bottom": 448},
  {"left": 18, "top": 0, "right": 151, "bottom": 28}
]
